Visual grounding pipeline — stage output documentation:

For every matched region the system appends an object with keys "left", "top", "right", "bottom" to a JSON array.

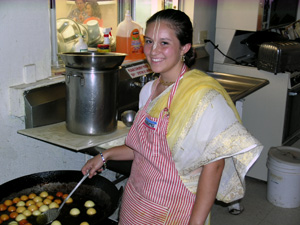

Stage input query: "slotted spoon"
[{"left": 36, "top": 172, "right": 90, "bottom": 224}]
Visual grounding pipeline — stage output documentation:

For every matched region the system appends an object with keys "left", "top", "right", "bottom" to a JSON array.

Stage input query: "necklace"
[{"left": 159, "top": 78, "right": 175, "bottom": 86}]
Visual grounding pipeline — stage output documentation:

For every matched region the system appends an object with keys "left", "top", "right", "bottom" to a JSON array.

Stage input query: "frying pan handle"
[{"left": 58, "top": 172, "right": 90, "bottom": 211}]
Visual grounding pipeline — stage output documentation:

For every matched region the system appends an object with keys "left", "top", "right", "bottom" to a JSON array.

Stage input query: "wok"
[
  {"left": 59, "top": 52, "right": 126, "bottom": 71},
  {"left": 0, "top": 170, "right": 120, "bottom": 225}
]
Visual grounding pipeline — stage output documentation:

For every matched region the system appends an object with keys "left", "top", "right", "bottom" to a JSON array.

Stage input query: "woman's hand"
[
  {"left": 81, "top": 144, "right": 135, "bottom": 179},
  {"left": 82, "top": 154, "right": 105, "bottom": 178},
  {"left": 189, "top": 158, "right": 225, "bottom": 225}
]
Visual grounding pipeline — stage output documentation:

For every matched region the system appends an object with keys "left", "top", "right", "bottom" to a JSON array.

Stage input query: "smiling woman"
[
  {"left": 82, "top": 9, "right": 263, "bottom": 225},
  {"left": 83, "top": 1, "right": 103, "bottom": 27}
]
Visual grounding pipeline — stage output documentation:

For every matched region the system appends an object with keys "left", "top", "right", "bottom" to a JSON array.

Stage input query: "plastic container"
[
  {"left": 74, "top": 35, "right": 88, "bottom": 52},
  {"left": 116, "top": 10, "right": 145, "bottom": 60},
  {"left": 97, "top": 28, "right": 111, "bottom": 53},
  {"left": 266, "top": 146, "right": 300, "bottom": 208}
]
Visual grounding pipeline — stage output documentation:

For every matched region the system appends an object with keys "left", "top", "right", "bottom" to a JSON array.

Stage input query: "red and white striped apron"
[{"left": 119, "top": 65, "right": 196, "bottom": 224}]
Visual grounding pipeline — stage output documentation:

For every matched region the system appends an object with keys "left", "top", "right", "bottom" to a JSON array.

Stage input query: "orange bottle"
[{"left": 116, "top": 10, "right": 145, "bottom": 61}]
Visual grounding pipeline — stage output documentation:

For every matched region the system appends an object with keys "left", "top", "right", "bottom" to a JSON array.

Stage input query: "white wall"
[
  {"left": 182, "top": 0, "right": 217, "bottom": 71},
  {"left": 0, "top": 0, "right": 88, "bottom": 184}
]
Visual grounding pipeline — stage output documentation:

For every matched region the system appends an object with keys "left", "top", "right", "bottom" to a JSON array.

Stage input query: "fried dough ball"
[
  {"left": 43, "top": 198, "right": 52, "bottom": 205},
  {"left": 47, "top": 195, "right": 54, "bottom": 200},
  {"left": 33, "top": 196, "right": 43, "bottom": 203},
  {"left": 20, "top": 195, "right": 28, "bottom": 201},
  {"left": 86, "top": 208, "right": 96, "bottom": 216},
  {"left": 54, "top": 199, "right": 62, "bottom": 205},
  {"left": 39, "top": 205, "right": 49, "bottom": 213},
  {"left": 51, "top": 221, "right": 61, "bottom": 225},
  {"left": 15, "top": 214, "right": 26, "bottom": 222},
  {"left": 22, "top": 209, "right": 32, "bottom": 217},
  {"left": 18, "top": 219, "right": 29, "bottom": 225},
  {"left": 28, "top": 204, "right": 38, "bottom": 212},
  {"left": 55, "top": 192, "right": 63, "bottom": 198},
  {"left": 80, "top": 222, "right": 89, "bottom": 225},
  {"left": 16, "top": 201, "right": 25, "bottom": 207},
  {"left": 32, "top": 210, "right": 41, "bottom": 216},
  {"left": 25, "top": 200, "right": 35, "bottom": 207},
  {"left": 9, "top": 212, "right": 18, "bottom": 219},
  {"left": 0, "top": 214, "right": 9, "bottom": 221},
  {"left": 7, "top": 205, "right": 16, "bottom": 212},
  {"left": 28, "top": 193, "right": 37, "bottom": 199},
  {"left": 39, "top": 191, "right": 49, "bottom": 198},
  {"left": 62, "top": 194, "right": 68, "bottom": 199},
  {"left": 84, "top": 200, "right": 95, "bottom": 208},
  {"left": 70, "top": 208, "right": 80, "bottom": 216},
  {"left": 49, "top": 202, "right": 59, "bottom": 209},
  {"left": 66, "top": 197, "right": 73, "bottom": 204},
  {"left": 36, "top": 202, "right": 44, "bottom": 208},
  {"left": 16, "top": 206, "right": 26, "bottom": 213},
  {"left": 4, "top": 199, "right": 13, "bottom": 206},
  {"left": 0, "top": 204, "right": 7, "bottom": 211},
  {"left": 12, "top": 197, "right": 20, "bottom": 204}
]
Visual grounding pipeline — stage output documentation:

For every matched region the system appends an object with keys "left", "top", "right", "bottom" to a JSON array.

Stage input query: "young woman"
[
  {"left": 83, "top": 1, "right": 103, "bottom": 27},
  {"left": 82, "top": 9, "right": 262, "bottom": 225}
]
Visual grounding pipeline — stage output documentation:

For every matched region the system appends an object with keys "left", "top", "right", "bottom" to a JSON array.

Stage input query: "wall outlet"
[{"left": 200, "top": 30, "right": 208, "bottom": 44}]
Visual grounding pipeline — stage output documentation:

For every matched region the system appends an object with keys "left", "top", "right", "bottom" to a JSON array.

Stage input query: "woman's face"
[
  {"left": 144, "top": 20, "right": 189, "bottom": 77},
  {"left": 85, "top": 4, "right": 93, "bottom": 17}
]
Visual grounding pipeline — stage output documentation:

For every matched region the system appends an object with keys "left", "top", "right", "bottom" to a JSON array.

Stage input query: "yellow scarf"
[{"left": 148, "top": 69, "right": 241, "bottom": 150}]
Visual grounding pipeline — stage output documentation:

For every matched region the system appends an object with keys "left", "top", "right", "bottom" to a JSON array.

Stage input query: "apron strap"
[{"left": 166, "top": 64, "right": 187, "bottom": 109}]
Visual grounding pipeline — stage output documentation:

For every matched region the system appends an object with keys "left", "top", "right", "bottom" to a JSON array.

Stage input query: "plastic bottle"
[
  {"left": 97, "top": 28, "right": 112, "bottom": 53},
  {"left": 116, "top": 10, "right": 145, "bottom": 60},
  {"left": 74, "top": 35, "right": 88, "bottom": 52}
]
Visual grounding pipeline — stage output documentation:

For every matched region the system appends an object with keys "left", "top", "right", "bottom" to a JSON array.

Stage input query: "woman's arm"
[
  {"left": 189, "top": 158, "right": 225, "bottom": 225},
  {"left": 82, "top": 144, "right": 134, "bottom": 178}
]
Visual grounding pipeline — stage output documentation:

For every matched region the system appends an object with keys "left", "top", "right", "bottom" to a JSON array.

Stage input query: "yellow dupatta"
[{"left": 148, "top": 69, "right": 241, "bottom": 151}]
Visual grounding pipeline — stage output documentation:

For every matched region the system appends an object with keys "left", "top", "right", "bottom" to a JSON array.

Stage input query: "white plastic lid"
[{"left": 268, "top": 146, "right": 300, "bottom": 167}]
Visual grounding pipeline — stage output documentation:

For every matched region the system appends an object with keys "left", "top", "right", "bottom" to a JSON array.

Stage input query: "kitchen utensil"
[
  {"left": 60, "top": 52, "right": 126, "bottom": 135},
  {"left": 0, "top": 171, "right": 120, "bottom": 225},
  {"left": 56, "top": 18, "right": 82, "bottom": 53},
  {"left": 59, "top": 52, "right": 126, "bottom": 70},
  {"left": 65, "top": 67, "right": 119, "bottom": 135},
  {"left": 36, "top": 172, "right": 90, "bottom": 224},
  {"left": 121, "top": 110, "right": 136, "bottom": 127}
]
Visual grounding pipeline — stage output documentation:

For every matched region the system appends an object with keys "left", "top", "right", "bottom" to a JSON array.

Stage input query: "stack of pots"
[{"left": 59, "top": 52, "right": 126, "bottom": 135}]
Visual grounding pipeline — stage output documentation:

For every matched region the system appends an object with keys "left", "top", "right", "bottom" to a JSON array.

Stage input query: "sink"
[{"left": 206, "top": 71, "right": 269, "bottom": 102}]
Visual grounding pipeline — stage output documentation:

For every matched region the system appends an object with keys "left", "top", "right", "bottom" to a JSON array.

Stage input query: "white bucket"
[{"left": 266, "top": 146, "right": 300, "bottom": 208}]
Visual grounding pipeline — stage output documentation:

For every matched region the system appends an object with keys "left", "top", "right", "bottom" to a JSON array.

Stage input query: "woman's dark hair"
[
  {"left": 146, "top": 9, "right": 196, "bottom": 68},
  {"left": 86, "top": 1, "right": 101, "bottom": 18}
]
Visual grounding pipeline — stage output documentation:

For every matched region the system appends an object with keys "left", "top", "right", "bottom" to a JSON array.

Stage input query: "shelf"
[{"left": 18, "top": 121, "right": 129, "bottom": 151}]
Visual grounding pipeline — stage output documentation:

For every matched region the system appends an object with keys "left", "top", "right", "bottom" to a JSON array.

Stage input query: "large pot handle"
[{"left": 66, "top": 71, "right": 85, "bottom": 86}]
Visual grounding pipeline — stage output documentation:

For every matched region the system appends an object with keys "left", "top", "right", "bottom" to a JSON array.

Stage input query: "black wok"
[{"left": 0, "top": 170, "right": 120, "bottom": 225}]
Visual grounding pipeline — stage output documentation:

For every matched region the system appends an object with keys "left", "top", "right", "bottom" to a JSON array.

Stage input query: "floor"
[
  {"left": 211, "top": 139, "right": 300, "bottom": 225},
  {"left": 211, "top": 177, "right": 300, "bottom": 225}
]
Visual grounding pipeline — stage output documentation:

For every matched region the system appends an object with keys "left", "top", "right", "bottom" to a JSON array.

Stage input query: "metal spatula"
[{"left": 36, "top": 172, "right": 90, "bottom": 225}]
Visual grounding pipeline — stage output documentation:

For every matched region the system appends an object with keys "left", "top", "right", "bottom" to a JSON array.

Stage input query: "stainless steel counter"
[
  {"left": 207, "top": 71, "right": 269, "bottom": 102},
  {"left": 18, "top": 121, "right": 130, "bottom": 151}
]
